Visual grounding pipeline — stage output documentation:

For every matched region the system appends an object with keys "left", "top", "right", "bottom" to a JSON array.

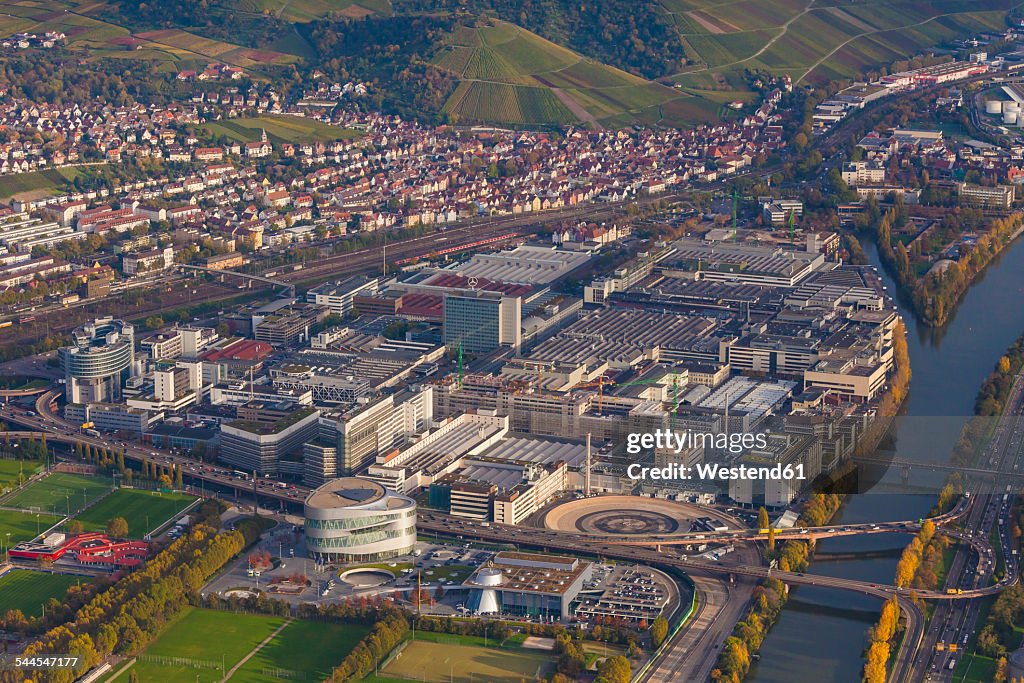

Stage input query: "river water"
[{"left": 747, "top": 237, "right": 1024, "bottom": 682}]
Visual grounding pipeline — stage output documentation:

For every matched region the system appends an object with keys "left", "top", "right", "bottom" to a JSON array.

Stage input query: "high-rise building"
[
  {"left": 219, "top": 404, "right": 320, "bottom": 475},
  {"left": 442, "top": 291, "right": 522, "bottom": 353},
  {"left": 303, "top": 387, "right": 433, "bottom": 484},
  {"left": 60, "top": 317, "right": 135, "bottom": 404}
]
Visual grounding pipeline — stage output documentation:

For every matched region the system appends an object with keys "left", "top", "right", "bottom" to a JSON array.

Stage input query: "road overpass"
[
  {"left": 416, "top": 509, "right": 1012, "bottom": 601},
  {"left": 177, "top": 264, "right": 296, "bottom": 297}
]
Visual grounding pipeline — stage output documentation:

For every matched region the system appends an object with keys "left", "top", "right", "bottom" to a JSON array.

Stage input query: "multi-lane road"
[{"left": 907, "top": 372, "right": 1024, "bottom": 681}]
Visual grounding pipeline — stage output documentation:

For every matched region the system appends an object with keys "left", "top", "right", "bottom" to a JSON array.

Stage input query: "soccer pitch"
[
  {"left": 117, "top": 608, "right": 286, "bottom": 683},
  {"left": 0, "top": 509, "right": 61, "bottom": 544},
  {"left": 3, "top": 472, "right": 112, "bottom": 514},
  {"left": 380, "top": 640, "right": 550, "bottom": 683},
  {"left": 229, "top": 619, "right": 369, "bottom": 683},
  {"left": 112, "top": 608, "right": 368, "bottom": 683},
  {"left": 0, "top": 570, "right": 86, "bottom": 617},
  {"left": 0, "top": 459, "right": 41, "bottom": 491},
  {"left": 74, "top": 489, "right": 196, "bottom": 538}
]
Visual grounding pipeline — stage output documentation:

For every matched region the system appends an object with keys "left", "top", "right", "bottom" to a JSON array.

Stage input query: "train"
[{"left": 394, "top": 231, "right": 523, "bottom": 266}]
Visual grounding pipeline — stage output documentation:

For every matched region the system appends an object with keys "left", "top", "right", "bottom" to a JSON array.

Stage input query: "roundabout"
[{"left": 542, "top": 495, "right": 736, "bottom": 536}]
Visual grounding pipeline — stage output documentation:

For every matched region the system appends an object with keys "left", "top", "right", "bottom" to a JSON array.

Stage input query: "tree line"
[
  {"left": 6, "top": 523, "right": 251, "bottom": 683},
  {"left": 711, "top": 493, "right": 844, "bottom": 682},
  {"left": 861, "top": 597, "right": 900, "bottom": 683}
]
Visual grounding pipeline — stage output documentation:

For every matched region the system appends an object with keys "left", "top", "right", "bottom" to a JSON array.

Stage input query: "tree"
[
  {"left": 757, "top": 507, "right": 769, "bottom": 531},
  {"left": 863, "top": 641, "right": 889, "bottom": 683},
  {"left": 107, "top": 517, "right": 129, "bottom": 539},
  {"left": 596, "top": 655, "right": 631, "bottom": 683},
  {"left": 67, "top": 520, "right": 84, "bottom": 534},
  {"left": 650, "top": 615, "right": 669, "bottom": 647},
  {"left": 174, "top": 465, "right": 183, "bottom": 489}
]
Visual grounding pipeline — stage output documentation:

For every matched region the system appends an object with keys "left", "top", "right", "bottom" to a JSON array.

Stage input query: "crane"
[{"left": 572, "top": 372, "right": 683, "bottom": 428}]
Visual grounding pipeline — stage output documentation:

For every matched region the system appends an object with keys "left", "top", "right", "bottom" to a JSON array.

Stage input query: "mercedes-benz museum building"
[{"left": 303, "top": 477, "right": 416, "bottom": 562}]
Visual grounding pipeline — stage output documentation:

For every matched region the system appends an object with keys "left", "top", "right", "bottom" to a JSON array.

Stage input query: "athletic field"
[
  {"left": 229, "top": 619, "right": 369, "bottom": 683},
  {"left": 74, "top": 489, "right": 196, "bottom": 538},
  {"left": 381, "top": 640, "right": 550, "bottom": 683},
  {"left": 0, "top": 509, "right": 61, "bottom": 544},
  {"left": 3, "top": 472, "right": 111, "bottom": 514},
  {"left": 0, "top": 570, "right": 86, "bottom": 617},
  {"left": 0, "top": 459, "right": 41, "bottom": 491},
  {"left": 114, "top": 608, "right": 286, "bottom": 683}
]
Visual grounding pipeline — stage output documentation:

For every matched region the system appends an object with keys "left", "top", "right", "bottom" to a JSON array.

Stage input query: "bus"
[{"left": 233, "top": 470, "right": 250, "bottom": 481}]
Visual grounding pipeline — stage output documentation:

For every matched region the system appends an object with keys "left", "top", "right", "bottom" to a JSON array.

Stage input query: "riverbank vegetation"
[
  {"left": 710, "top": 493, "right": 843, "bottom": 683},
  {"left": 862, "top": 597, "right": 901, "bottom": 683},
  {"left": 867, "top": 198, "right": 1024, "bottom": 327}
]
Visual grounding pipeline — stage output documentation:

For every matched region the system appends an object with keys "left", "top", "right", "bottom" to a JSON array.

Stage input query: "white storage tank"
[
  {"left": 987, "top": 99, "right": 1004, "bottom": 114},
  {"left": 1006, "top": 101, "right": 1021, "bottom": 113},
  {"left": 1004, "top": 111, "right": 1018, "bottom": 125}
]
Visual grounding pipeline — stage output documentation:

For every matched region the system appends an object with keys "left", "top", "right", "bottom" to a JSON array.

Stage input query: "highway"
[
  {"left": 0, "top": 393, "right": 313, "bottom": 507},
  {"left": 415, "top": 509, "right": 1011, "bottom": 601},
  {"left": 906, "top": 372, "right": 1024, "bottom": 681},
  {"left": 641, "top": 574, "right": 756, "bottom": 683}
]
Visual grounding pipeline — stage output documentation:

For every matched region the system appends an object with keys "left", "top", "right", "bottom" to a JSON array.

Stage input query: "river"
[{"left": 747, "top": 237, "right": 1024, "bottom": 682}]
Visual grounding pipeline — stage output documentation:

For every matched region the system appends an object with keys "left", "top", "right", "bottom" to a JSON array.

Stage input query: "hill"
[
  {"left": 431, "top": 20, "right": 716, "bottom": 128},
  {"left": 0, "top": 0, "right": 1013, "bottom": 127}
]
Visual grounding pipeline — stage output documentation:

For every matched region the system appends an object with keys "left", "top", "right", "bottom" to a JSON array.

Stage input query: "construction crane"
[{"left": 573, "top": 373, "right": 683, "bottom": 428}]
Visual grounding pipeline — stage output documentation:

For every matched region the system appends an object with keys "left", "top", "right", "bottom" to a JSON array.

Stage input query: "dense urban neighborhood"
[{"left": 2, "top": 2, "right": 1024, "bottom": 683}]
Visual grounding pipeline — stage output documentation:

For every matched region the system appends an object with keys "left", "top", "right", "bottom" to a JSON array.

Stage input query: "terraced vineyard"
[
  {"left": 667, "top": 0, "right": 1014, "bottom": 91},
  {"left": 434, "top": 19, "right": 703, "bottom": 127}
]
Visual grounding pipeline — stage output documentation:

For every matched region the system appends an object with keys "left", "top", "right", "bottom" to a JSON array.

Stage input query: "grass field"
[
  {"left": 0, "top": 570, "right": 86, "bottom": 617},
  {"left": 0, "top": 165, "right": 109, "bottom": 201},
  {"left": 0, "top": 509, "right": 61, "bottom": 544},
  {"left": 0, "top": 460, "right": 42, "bottom": 492},
  {"left": 203, "top": 115, "right": 360, "bottom": 144},
  {"left": 111, "top": 608, "right": 366, "bottom": 683},
  {"left": 115, "top": 608, "right": 286, "bottom": 683},
  {"left": 377, "top": 640, "right": 550, "bottom": 683},
  {"left": 74, "top": 489, "right": 196, "bottom": 538},
  {"left": 3, "top": 472, "right": 112, "bottom": 515},
  {"left": 229, "top": 619, "right": 369, "bottom": 683}
]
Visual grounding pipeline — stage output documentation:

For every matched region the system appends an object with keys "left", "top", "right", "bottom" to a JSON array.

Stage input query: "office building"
[
  {"left": 60, "top": 317, "right": 135, "bottom": 404},
  {"left": 219, "top": 404, "right": 320, "bottom": 475},
  {"left": 306, "top": 276, "right": 381, "bottom": 316},
  {"left": 443, "top": 291, "right": 522, "bottom": 353}
]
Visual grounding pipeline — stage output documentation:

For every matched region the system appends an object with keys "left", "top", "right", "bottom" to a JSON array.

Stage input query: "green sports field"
[
  {"left": 0, "top": 165, "right": 111, "bottom": 201},
  {"left": 0, "top": 570, "right": 87, "bottom": 618},
  {"left": 378, "top": 640, "right": 551, "bottom": 683},
  {"left": 115, "top": 608, "right": 287, "bottom": 683},
  {"left": 0, "top": 459, "right": 42, "bottom": 492},
  {"left": 74, "top": 489, "right": 196, "bottom": 538},
  {"left": 3, "top": 472, "right": 112, "bottom": 515},
  {"left": 0, "top": 509, "right": 61, "bottom": 544},
  {"left": 229, "top": 619, "right": 369, "bottom": 683}
]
